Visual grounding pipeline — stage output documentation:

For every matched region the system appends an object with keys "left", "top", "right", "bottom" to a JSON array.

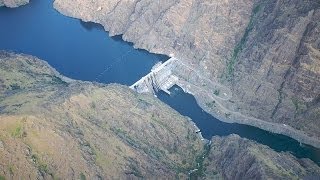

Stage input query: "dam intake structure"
[{"left": 130, "top": 55, "right": 320, "bottom": 152}]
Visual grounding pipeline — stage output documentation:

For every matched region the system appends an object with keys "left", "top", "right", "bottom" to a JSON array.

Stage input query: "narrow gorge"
[
  {"left": 0, "top": 0, "right": 319, "bottom": 179},
  {"left": 53, "top": 0, "right": 320, "bottom": 148}
]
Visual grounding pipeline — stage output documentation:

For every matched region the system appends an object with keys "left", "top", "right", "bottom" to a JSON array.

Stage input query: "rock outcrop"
[
  {"left": 53, "top": 0, "right": 320, "bottom": 148},
  {"left": 0, "top": 0, "right": 28, "bottom": 8}
]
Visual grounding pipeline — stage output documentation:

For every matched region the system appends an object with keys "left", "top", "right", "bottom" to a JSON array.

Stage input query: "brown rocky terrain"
[
  {"left": 1, "top": 53, "right": 319, "bottom": 179},
  {"left": 0, "top": 0, "right": 28, "bottom": 7},
  {"left": 0, "top": 52, "right": 204, "bottom": 179},
  {"left": 203, "top": 135, "right": 320, "bottom": 180},
  {"left": 53, "top": 0, "right": 320, "bottom": 148}
]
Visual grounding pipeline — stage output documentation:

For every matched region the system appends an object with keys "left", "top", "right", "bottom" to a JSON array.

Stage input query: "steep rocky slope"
[
  {"left": 0, "top": 52, "right": 204, "bottom": 179},
  {"left": 0, "top": 0, "right": 28, "bottom": 7},
  {"left": 53, "top": 0, "right": 320, "bottom": 147},
  {"left": 229, "top": 0, "right": 320, "bottom": 142},
  {"left": 0, "top": 53, "right": 319, "bottom": 179},
  {"left": 203, "top": 135, "right": 320, "bottom": 180}
]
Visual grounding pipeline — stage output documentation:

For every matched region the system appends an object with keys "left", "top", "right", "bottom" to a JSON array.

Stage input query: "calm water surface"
[
  {"left": 157, "top": 86, "right": 320, "bottom": 165},
  {"left": 1, "top": 0, "right": 319, "bottom": 166},
  {"left": 0, "top": 0, "right": 167, "bottom": 85}
]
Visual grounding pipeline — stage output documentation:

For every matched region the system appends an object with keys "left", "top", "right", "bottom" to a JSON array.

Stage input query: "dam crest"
[{"left": 130, "top": 57, "right": 178, "bottom": 95}]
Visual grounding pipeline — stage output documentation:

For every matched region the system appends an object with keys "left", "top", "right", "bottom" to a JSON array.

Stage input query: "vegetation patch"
[
  {"left": 93, "top": 147, "right": 112, "bottom": 168},
  {"left": 291, "top": 98, "right": 307, "bottom": 117},
  {"left": 128, "top": 163, "right": 143, "bottom": 178},
  {"left": 31, "top": 154, "right": 54, "bottom": 177},
  {"left": 10, "top": 121, "right": 25, "bottom": 138},
  {"left": 8, "top": 165, "right": 14, "bottom": 175},
  {"left": 213, "top": 90, "right": 220, "bottom": 96},
  {"left": 189, "top": 142, "right": 211, "bottom": 179},
  {"left": 151, "top": 114, "right": 172, "bottom": 133},
  {"left": 206, "top": 101, "right": 216, "bottom": 108},
  {"left": 142, "top": 145, "right": 165, "bottom": 160},
  {"left": 11, "top": 125, "right": 22, "bottom": 138},
  {"left": 314, "top": 110, "right": 320, "bottom": 119},
  {"left": 0, "top": 175, "right": 5, "bottom": 180},
  {"left": 137, "top": 98, "right": 152, "bottom": 109},
  {"left": 110, "top": 127, "right": 139, "bottom": 148},
  {"left": 225, "top": 4, "right": 262, "bottom": 80},
  {"left": 90, "top": 102, "right": 96, "bottom": 109},
  {"left": 271, "top": 81, "right": 285, "bottom": 119},
  {"left": 80, "top": 173, "right": 86, "bottom": 180},
  {"left": 51, "top": 76, "right": 68, "bottom": 86},
  {"left": 10, "top": 84, "right": 21, "bottom": 90},
  {"left": 125, "top": 157, "right": 145, "bottom": 178},
  {"left": 186, "top": 130, "right": 197, "bottom": 141},
  {"left": 43, "top": 74, "right": 68, "bottom": 86}
]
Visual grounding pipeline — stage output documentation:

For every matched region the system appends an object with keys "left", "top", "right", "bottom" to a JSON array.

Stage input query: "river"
[{"left": 0, "top": 0, "right": 319, "bottom": 165}]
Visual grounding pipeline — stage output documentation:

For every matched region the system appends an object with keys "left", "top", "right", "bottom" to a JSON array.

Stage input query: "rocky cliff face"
[
  {"left": 53, "top": 0, "right": 320, "bottom": 147},
  {"left": 0, "top": 0, "right": 28, "bottom": 7},
  {"left": 230, "top": 0, "right": 320, "bottom": 142},
  {"left": 0, "top": 53, "right": 319, "bottom": 179},
  {"left": 203, "top": 135, "right": 320, "bottom": 180}
]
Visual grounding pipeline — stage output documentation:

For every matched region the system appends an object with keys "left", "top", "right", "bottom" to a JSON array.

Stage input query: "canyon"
[
  {"left": 0, "top": 0, "right": 319, "bottom": 179},
  {"left": 0, "top": 52, "right": 319, "bottom": 179},
  {"left": 53, "top": 0, "right": 320, "bottom": 148}
]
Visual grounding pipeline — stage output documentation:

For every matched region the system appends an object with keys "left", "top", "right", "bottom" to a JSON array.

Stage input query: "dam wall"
[{"left": 130, "top": 57, "right": 178, "bottom": 95}]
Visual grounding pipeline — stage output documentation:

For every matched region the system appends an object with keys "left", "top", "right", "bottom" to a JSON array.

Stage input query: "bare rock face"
[
  {"left": 0, "top": 0, "right": 29, "bottom": 8},
  {"left": 53, "top": 0, "right": 255, "bottom": 79},
  {"left": 203, "top": 135, "right": 320, "bottom": 180},
  {"left": 53, "top": 0, "right": 320, "bottom": 147},
  {"left": 230, "top": 0, "right": 320, "bottom": 142}
]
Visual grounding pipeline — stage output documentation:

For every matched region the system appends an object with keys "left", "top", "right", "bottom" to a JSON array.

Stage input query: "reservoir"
[
  {"left": 0, "top": 0, "right": 319, "bottom": 165},
  {"left": 0, "top": 0, "right": 167, "bottom": 85}
]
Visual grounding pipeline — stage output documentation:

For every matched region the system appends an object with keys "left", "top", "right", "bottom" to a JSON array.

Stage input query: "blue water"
[
  {"left": 0, "top": 0, "right": 319, "bottom": 166},
  {"left": 0, "top": 0, "right": 168, "bottom": 85},
  {"left": 157, "top": 86, "right": 320, "bottom": 165}
]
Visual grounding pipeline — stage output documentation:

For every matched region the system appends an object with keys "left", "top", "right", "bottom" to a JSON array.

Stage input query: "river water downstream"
[{"left": 0, "top": 0, "right": 319, "bottom": 165}]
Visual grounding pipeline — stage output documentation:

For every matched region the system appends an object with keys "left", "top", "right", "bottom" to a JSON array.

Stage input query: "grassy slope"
[{"left": 0, "top": 52, "right": 204, "bottom": 179}]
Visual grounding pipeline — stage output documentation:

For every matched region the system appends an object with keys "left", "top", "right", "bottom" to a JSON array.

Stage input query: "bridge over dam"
[{"left": 130, "top": 57, "right": 179, "bottom": 95}]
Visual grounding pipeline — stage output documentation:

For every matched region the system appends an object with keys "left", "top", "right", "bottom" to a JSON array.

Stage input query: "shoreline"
[
  {"left": 0, "top": 1, "right": 300, "bottom": 150},
  {"left": 52, "top": 2, "right": 320, "bottom": 149},
  {"left": 0, "top": 0, "right": 29, "bottom": 8},
  {"left": 176, "top": 81, "right": 320, "bottom": 149},
  {"left": 1, "top": 2, "right": 320, "bottom": 178}
]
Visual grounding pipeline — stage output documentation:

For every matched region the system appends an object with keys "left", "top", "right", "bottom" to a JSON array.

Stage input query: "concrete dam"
[{"left": 130, "top": 57, "right": 179, "bottom": 95}]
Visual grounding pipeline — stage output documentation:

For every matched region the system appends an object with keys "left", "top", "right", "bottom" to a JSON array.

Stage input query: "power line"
[{"left": 95, "top": 49, "right": 133, "bottom": 81}]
